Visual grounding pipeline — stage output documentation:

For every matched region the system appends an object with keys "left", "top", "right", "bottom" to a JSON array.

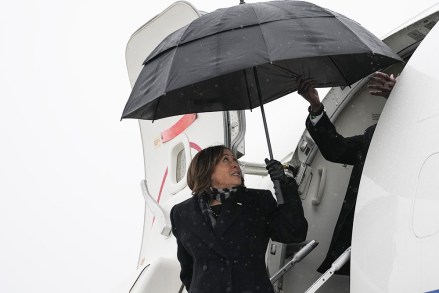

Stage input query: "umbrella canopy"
[{"left": 122, "top": 0, "right": 402, "bottom": 122}]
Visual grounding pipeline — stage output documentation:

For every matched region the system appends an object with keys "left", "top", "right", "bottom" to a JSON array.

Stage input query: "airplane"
[{"left": 114, "top": 1, "right": 439, "bottom": 292}]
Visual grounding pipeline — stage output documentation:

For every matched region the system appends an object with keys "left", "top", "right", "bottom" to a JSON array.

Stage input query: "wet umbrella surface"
[{"left": 122, "top": 0, "right": 402, "bottom": 125}]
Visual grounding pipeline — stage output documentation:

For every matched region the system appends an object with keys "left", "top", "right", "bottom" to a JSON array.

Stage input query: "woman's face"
[{"left": 211, "top": 149, "right": 242, "bottom": 189}]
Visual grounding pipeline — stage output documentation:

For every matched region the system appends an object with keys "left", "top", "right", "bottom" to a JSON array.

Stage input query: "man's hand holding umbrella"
[{"left": 297, "top": 77, "right": 321, "bottom": 112}]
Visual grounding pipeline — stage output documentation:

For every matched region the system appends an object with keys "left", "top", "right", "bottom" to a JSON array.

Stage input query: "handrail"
[
  {"left": 239, "top": 161, "right": 268, "bottom": 176},
  {"left": 140, "top": 179, "right": 172, "bottom": 236},
  {"left": 304, "top": 246, "right": 351, "bottom": 293},
  {"left": 270, "top": 240, "right": 319, "bottom": 284}
]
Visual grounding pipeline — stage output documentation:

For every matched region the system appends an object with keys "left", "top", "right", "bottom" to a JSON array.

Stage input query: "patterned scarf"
[{"left": 198, "top": 187, "right": 240, "bottom": 227}]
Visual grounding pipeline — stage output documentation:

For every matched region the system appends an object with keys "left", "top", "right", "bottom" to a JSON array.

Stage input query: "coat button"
[
  {"left": 225, "top": 260, "right": 230, "bottom": 265},
  {"left": 202, "top": 265, "right": 208, "bottom": 271}
]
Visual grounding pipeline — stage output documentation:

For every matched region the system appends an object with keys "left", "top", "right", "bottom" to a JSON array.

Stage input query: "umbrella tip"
[{"left": 239, "top": 0, "right": 245, "bottom": 4}]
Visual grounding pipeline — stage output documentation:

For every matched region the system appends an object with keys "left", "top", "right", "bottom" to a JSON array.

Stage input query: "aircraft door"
[{"left": 124, "top": 1, "right": 247, "bottom": 282}]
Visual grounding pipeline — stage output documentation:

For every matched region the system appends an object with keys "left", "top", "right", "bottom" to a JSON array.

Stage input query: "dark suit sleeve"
[
  {"left": 306, "top": 112, "right": 365, "bottom": 165},
  {"left": 170, "top": 206, "right": 193, "bottom": 290},
  {"left": 262, "top": 181, "right": 308, "bottom": 243}
]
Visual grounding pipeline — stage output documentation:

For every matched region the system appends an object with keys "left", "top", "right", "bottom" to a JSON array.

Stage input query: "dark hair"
[{"left": 187, "top": 145, "right": 242, "bottom": 196}]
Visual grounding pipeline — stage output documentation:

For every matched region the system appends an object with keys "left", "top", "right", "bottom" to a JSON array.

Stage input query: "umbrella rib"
[
  {"left": 162, "top": 49, "right": 180, "bottom": 97},
  {"left": 132, "top": 97, "right": 160, "bottom": 121},
  {"left": 152, "top": 96, "right": 161, "bottom": 121},
  {"left": 249, "top": 4, "right": 271, "bottom": 62},
  {"left": 243, "top": 69, "right": 253, "bottom": 110},
  {"left": 328, "top": 56, "right": 350, "bottom": 85},
  {"left": 270, "top": 63, "right": 299, "bottom": 78}
]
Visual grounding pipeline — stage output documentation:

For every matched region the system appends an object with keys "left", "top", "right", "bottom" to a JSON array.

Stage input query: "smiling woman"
[
  {"left": 209, "top": 149, "right": 242, "bottom": 191},
  {"left": 170, "top": 145, "right": 308, "bottom": 293}
]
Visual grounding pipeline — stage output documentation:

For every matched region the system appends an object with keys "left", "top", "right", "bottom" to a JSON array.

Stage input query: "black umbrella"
[
  {"left": 122, "top": 0, "right": 402, "bottom": 202},
  {"left": 122, "top": 0, "right": 401, "bottom": 153}
]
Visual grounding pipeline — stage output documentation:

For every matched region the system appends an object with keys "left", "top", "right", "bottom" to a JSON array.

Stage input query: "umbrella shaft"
[
  {"left": 253, "top": 67, "right": 273, "bottom": 160},
  {"left": 259, "top": 103, "right": 273, "bottom": 160}
]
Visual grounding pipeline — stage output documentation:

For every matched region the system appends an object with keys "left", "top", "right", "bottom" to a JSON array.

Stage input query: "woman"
[{"left": 170, "top": 145, "right": 308, "bottom": 293}]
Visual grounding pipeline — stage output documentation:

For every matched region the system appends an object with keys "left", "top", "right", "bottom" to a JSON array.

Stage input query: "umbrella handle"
[{"left": 273, "top": 180, "right": 285, "bottom": 205}]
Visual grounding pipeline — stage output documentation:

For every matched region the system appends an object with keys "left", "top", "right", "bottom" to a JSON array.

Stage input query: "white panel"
[
  {"left": 124, "top": 1, "right": 208, "bottom": 272},
  {"left": 126, "top": 2, "right": 201, "bottom": 86},
  {"left": 130, "top": 257, "right": 181, "bottom": 293},
  {"left": 413, "top": 153, "right": 439, "bottom": 238},
  {"left": 351, "top": 21, "right": 439, "bottom": 293}
]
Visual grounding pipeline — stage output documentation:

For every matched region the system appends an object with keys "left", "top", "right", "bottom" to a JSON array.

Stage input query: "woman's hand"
[{"left": 265, "top": 158, "right": 288, "bottom": 184}]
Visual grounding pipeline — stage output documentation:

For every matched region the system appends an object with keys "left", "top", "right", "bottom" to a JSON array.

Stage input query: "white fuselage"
[{"left": 116, "top": 2, "right": 439, "bottom": 293}]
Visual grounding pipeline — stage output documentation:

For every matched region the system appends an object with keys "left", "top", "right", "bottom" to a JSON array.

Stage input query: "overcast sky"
[{"left": 1, "top": 1, "right": 438, "bottom": 292}]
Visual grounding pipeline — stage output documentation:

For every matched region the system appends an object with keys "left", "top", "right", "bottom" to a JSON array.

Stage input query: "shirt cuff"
[{"left": 309, "top": 112, "right": 323, "bottom": 125}]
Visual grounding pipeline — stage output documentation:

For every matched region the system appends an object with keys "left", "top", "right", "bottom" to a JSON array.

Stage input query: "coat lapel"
[
  {"left": 179, "top": 197, "right": 229, "bottom": 258},
  {"left": 213, "top": 189, "right": 252, "bottom": 237}
]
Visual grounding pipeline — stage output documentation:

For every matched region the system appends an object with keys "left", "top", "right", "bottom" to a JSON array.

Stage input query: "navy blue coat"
[
  {"left": 306, "top": 112, "right": 375, "bottom": 275},
  {"left": 170, "top": 183, "right": 307, "bottom": 293}
]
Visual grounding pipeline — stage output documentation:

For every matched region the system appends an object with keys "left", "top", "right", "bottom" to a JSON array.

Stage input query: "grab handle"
[
  {"left": 140, "top": 180, "right": 171, "bottom": 236},
  {"left": 312, "top": 167, "right": 326, "bottom": 205}
]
